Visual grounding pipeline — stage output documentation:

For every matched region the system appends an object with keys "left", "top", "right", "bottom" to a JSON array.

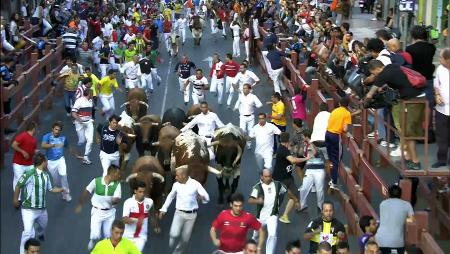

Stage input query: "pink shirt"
[{"left": 291, "top": 94, "right": 306, "bottom": 120}]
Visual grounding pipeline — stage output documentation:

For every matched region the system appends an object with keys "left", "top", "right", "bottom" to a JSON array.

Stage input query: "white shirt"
[
  {"left": 233, "top": 70, "right": 260, "bottom": 89},
  {"left": 181, "top": 111, "right": 224, "bottom": 137},
  {"left": 250, "top": 181, "right": 286, "bottom": 220},
  {"left": 123, "top": 33, "right": 136, "bottom": 44},
  {"left": 72, "top": 96, "right": 93, "bottom": 122},
  {"left": 234, "top": 93, "right": 263, "bottom": 116},
  {"left": 160, "top": 177, "right": 209, "bottom": 212},
  {"left": 230, "top": 23, "right": 240, "bottom": 37},
  {"left": 102, "top": 23, "right": 114, "bottom": 38},
  {"left": 434, "top": 65, "right": 450, "bottom": 116},
  {"left": 187, "top": 75, "right": 208, "bottom": 95},
  {"left": 123, "top": 196, "right": 154, "bottom": 239},
  {"left": 59, "top": 64, "right": 84, "bottom": 75},
  {"left": 176, "top": 18, "right": 187, "bottom": 30},
  {"left": 120, "top": 61, "right": 142, "bottom": 79},
  {"left": 311, "top": 111, "right": 331, "bottom": 143},
  {"left": 377, "top": 49, "right": 392, "bottom": 66},
  {"left": 86, "top": 177, "right": 122, "bottom": 209},
  {"left": 211, "top": 61, "right": 223, "bottom": 79},
  {"left": 92, "top": 36, "right": 104, "bottom": 51},
  {"left": 250, "top": 123, "right": 282, "bottom": 155}
]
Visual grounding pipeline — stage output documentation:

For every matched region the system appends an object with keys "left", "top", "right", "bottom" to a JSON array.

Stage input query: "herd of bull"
[{"left": 117, "top": 88, "right": 247, "bottom": 209}]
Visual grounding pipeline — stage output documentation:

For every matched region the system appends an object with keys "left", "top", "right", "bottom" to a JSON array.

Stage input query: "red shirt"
[
  {"left": 212, "top": 209, "right": 261, "bottom": 252},
  {"left": 220, "top": 61, "right": 240, "bottom": 78},
  {"left": 12, "top": 131, "right": 37, "bottom": 166},
  {"left": 90, "top": 20, "right": 102, "bottom": 36}
]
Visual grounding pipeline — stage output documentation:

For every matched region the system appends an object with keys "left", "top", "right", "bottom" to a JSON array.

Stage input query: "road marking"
[{"left": 160, "top": 57, "right": 173, "bottom": 116}]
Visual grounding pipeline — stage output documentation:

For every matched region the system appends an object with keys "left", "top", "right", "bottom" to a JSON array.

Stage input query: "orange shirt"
[
  {"left": 327, "top": 106, "right": 352, "bottom": 134},
  {"left": 233, "top": 3, "right": 241, "bottom": 14}
]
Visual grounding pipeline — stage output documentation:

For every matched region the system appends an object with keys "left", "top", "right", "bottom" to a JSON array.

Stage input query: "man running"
[
  {"left": 228, "top": 63, "right": 260, "bottom": 108},
  {"left": 72, "top": 87, "right": 94, "bottom": 165},
  {"left": 220, "top": 54, "right": 240, "bottom": 107},
  {"left": 120, "top": 55, "right": 142, "bottom": 91},
  {"left": 184, "top": 68, "right": 209, "bottom": 105},
  {"left": 91, "top": 220, "right": 140, "bottom": 254},
  {"left": 11, "top": 121, "right": 37, "bottom": 191},
  {"left": 209, "top": 53, "right": 224, "bottom": 103},
  {"left": 41, "top": 121, "right": 71, "bottom": 202},
  {"left": 249, "top": 113, "right": 281, "bottom": 171},
  {"left": 75, "top": 165, "right": 122, "bottom": 250},
  {"left": 96, "top": 114, "right": 123, "bottom": 176},
  {"left": 98, "top": 70, "right": 123, "bottom": 119},
  {"left": 174, "top": 55, "right": 197, "bottom": 104}
]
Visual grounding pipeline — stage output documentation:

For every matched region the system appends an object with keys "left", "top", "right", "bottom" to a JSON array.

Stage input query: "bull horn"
[
  {"left": 208, "top": 166, "right": 221, "bottom": 176},
  {"left": 152, "top": 172, "right": 165, "bottom": 183},
  {"left": 162, "top": 122, "right": 171, "bottom": 126},
  {"left": 232, "top": 145, "right": 243, "bottom": 168},
  {"left": 134, "top": 122, "right": 141, "bottom": 126},
  {"left": 151, "top": 122, "right": 160, "bottom": 126},
  {"left": 120, "top": 102, "right": 130, "bottom": 108},
  {"left": 127, "top": 133, "right": 136, "bottom": 138},
  {"left": 138, "top": 101, "right": 149, "bottom": 108},
  {"left": 152, "top": 141, "right": 160, "bottom": 146},
  {"left": 175, "top": 165, "right": 189, "bottom": 171},
  {"left": 209, "top": 141, "right": 219, "bottom": 147},
  {"left": 182, "top": 122, "right": 187, "bottom": 126},
  {"left": 125, "top": 173, "right": 138, "bottom": 182},
  {"left": 187, "top": 115, "right": 196, "bottom": 120}
]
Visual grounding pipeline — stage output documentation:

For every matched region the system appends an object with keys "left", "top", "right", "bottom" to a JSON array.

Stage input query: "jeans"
[
  {"left": 272, "top": 124, "right": 286, "bottom": 152},
  {"left": 325, "top": 131, "right": 341, "bottom": 184},
  {"left": 435, "top": 111, "right": 450, "bottom": 163},
  {"left": 64, "top": 90, "right": 76, "bottom": 114}
]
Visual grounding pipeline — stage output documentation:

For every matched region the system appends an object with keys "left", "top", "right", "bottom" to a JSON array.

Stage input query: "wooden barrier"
[
  {"left": 0, "top": 34, "right": 64, "bottom": 167},
  {"left": 252, "top": 23, "right": 447, "bottom": 252}
]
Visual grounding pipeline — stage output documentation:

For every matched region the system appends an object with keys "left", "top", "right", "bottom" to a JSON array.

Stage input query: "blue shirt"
[
  {"left": 0, "top": 65, "right": 12, "bottom": 81},
  {"left": 42, "top": 133, "right": 68, "bottom": 161},
  {"left": 263, "top": 33, "right": 278, "bottom": 50},
  {"left": 267, "top": 50, "right": 287, "bottom": 70},
  {"left": 155, "top": 19, "right": 163, "bottom": 33}
]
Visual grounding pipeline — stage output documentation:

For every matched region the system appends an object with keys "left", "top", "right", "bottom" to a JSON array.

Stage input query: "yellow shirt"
[
  {"left": 271, "top": 101, "right": 287, "bottom": 126},
  {"left": 327, "top": 106, "right": 352, "bottom": 134},
  {"left": 83, "top": 73, "right": 99, "bottom": 97},
  {"left": 98, "top": 76, "right": 119, "bottom": 95},
  {"left": 133, "top": 12, "right": 141, "bottom": 23},
  {"left": 91, "top": 238, "right": 141, "bottom": 254},
  {"left": 64, "top": 73, "right": 80, "bottom": 91}
]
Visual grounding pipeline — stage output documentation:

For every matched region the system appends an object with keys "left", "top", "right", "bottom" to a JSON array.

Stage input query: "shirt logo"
[{"left": 102, "top": 133, "right": 116, "bottom": 142}]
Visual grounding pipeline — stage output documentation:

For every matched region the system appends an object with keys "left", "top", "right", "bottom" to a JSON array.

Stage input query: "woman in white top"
[
  {"left": 31, "top": 0, "right": 52, "bottom": 35},
  {"left": 432, "top": 48, "right": 450, "bottom": 168},
  {"left": 9, "top": 13, "right": 21, "bottom": 45}
]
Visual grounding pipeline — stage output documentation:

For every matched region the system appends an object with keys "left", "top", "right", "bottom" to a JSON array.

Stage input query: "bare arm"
[
  {"left": 75, "top": 189, "right": 91, "bottom": 213},
  {"left": 210, "top": 227, "right": 220, "bottom": 247}
]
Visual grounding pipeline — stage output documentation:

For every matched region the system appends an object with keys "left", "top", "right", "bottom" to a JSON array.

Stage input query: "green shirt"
[
  {"left": 148, "top": 50, "right": 159, "bottom": 66},
  {"left": 91, "top": 238, "right": 141, "bottom": 254},
  {"left": 114, "top": 47, "right": 126, "bottom": 63},
  {"left": 17, "top": 168, "right": 53, "bottom": 209},
  {"left": 124, "top": 49, "right": 137, "bottom": 63}
]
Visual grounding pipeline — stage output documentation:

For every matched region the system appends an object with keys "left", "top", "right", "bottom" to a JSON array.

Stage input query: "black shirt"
[
  {"left": 405, "top": 41, "right": 436, "bottom": 80},
  {"left": 174, "top": 61, "right": 196, "bottom": 79},
  {"left": 97, "top": 124, "right": 120, "bottom": 154},
  {"left": 139, "top": 58, "right": 153, "bottom": 74},
  {"left": 305, "top": 217, "right": 346, "bottom": 253},
  {"left": 99, "top": 47, "right": 111, "bottom": 64},
  {"left": 272, "top": 145, "right": 293, "bottom": 181},
  {"left": 373, "top": 64, "right": 422, "bottom": 99}
]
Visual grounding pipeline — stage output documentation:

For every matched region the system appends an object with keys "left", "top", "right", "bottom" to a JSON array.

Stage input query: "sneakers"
[
  {"left": 82, "top": 156, "right": 92, "bottom": 165},
  {"left": 380, "top": 140, "right": 396, "bottom": 148},
  {"left": 371, "top": 18, "right": 378, "bottom": 21},
  {"left": 368, "top": 132, "right": 376, "bottom": 138},
  {"left": 431, "top": 162, "right": 446, "bottom": 168},
  {"left": 88, "top": 240, "right": 94, "bottom": 251},
  {"left": 279, "top": 215, "right": 291, "bottom": 224},
  {"left": 246, "top": 142, "right": 252, "bottom": 150},
  {"left": 389, "top": 146, "right": 402, "bottom": 157},
  {"left": 406, "top": 161, "right": 421, "bottom": 170},
  {"left": 62, "top": 193, "right": 72, "bottom": 202},
  {"left": 328, "top": 180, "right": 340, "bottom": 191}
]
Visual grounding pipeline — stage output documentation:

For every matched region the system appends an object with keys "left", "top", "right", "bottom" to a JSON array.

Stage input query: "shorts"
[
  {"left": 281, "top": 177, "right": 298, "bottom": 196},
  {"left": 392, "top": 98, "right": 426, "bottom": 138}
]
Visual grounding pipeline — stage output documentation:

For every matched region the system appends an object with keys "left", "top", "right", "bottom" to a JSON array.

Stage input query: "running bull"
[
  {"left": 134, "top": 114, "right": 161, "bottom": 156},
  {"left": 120, "top": 88, "right": 149, "bottom": 121},
  {"left": 210, "top": 123, "right": 245, "bottom": 204}
]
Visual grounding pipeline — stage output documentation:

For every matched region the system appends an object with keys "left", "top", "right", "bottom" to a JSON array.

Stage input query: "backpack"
[
  {"left": 382, "top": 53, "right": 407, "bottom": 67},
  {"left": 400, "top": 66, "right": 427, "bottom": 88}
]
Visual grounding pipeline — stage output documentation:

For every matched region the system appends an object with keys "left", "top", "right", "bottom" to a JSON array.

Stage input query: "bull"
[
  {"left": 125, "top": 156, "right": 165, "bottom": 214},
  {"left": 171, "top": 130, "right": 220, "bottom": 185},
  {"left": 186, "top": 104, "right": 202, "bottom": 134},
  {"left": 120, "top": 88, "right": 149, "bottom": 121},
  {"left": 117, "top": 111, "right": 137, "bottom": 171},
  {"left": 210, "top": 123, "right": 245, "bottom": 204},
  {"left": 152, "top": 125, "right": 180, "bottom": 171},
  {"left": 161, "top": 107, "right": 187, "bottom": 129},
  {"left": 134, "top": 114, "right": 161, "bottom": 156}
]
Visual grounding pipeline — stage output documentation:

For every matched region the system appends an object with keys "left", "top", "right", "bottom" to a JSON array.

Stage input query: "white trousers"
[
  {"left": 169, "top": 210, "right": 197, "bottom": 254},
  {"left": 129, "top": 236, "right": 147, "bottom": 252},
  {"left": 239, "top": 115, "right": 254, "bottom": 135},
  {"left": 179, "top": 77, "right": 190, "bottom": 103},
  {"left": 13, "top": 164, "right": 34, "bottom": 190},
  {"left": 261, "top": 50, "right": 273, "bottom": 75},
  {"left": 152, "top": 68, "right": 162, "bottom": 85},
  {"left": 178, "top": 28, "right": 186, "bottom": 43},
  {"left": 75, "top": 120, "right": 94, "bottom": 158},
  {"left": 255, "top": 151, "right": 273, "bottom": 171},
  {"left": 99, "top": 94, "right": 115, "bottom": 119},
  {"left": 90, "top": 207, "right": 115, "bottom": 241},
  {"left": 41, "top": 19, "right": 52, "bottom": 35},
  {"left": 226, "top": 87, "right": 239, "bottom": 106},
  {"left": 232, "top": 37, "right": 240, "bottom": 57},
  {"left": 99, "top": 64, "right": 110, "bottom": 78},
  {"left": 164, "top": 33, "right": 171, "bottom": 51},
  {"left": 299, "top": 169, "right": 326, "bottom": 210},
  {"left": 79, "top": 20, "right": 88, "bottom": 41},
  {"left": 222, "top": 22, "right": 227, "bottom": 36},
  {"left": 140, "top": 73, "right": 153, "bottom": 91},
  {"left": 252, "top": 215, "right": 278, "bottom": 254},
  {"left": 210, "top": 76, "right": 224, "bottom": 104},
  {"left": 224, "top": 76, "right": 236, "bottom": 96},
  {"left": 99, "top": 150, "right": 120, "bottom": 176},
  {"left": 20, "top": 209, "right": 47, "bottom": 254},
  {"left": 210, "top": 19, "right": 217, "bottom": 34},
  {"left": 47, "top": 157, "right": 70, "bottom": 193},
  {"left": 191, "top": 91, "right": 205, "bottom": 105},
  {"left": 270, "top": 68, "right": 285, "bottom": 94},
  {"left": 244, "top": 40, "right": 250, "bottom": 61},
  {"left": 125, "top": 78, "right": 140, "bottom": 89}
]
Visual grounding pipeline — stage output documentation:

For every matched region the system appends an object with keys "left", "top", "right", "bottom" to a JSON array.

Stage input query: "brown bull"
[
  {"left": 134, "top": 114, "right": 161, "bottom": 156},
  {"left": 171, "top": 130, "right": 220, "bottom": 185},
  {"left": 126, "top": 156, "right": 165, "bottom": 210},
  {"left": 210, "top": 123, "right": 246, "bottom": 204},
  {"left": 118, "top": 111, "right": 137, "bottom": 171},
  {"left": 121, "top": 88, "right": 149, "bottom": 121},
  {"left": 152, "top": 125, "right": 180, "bottom": 171}
]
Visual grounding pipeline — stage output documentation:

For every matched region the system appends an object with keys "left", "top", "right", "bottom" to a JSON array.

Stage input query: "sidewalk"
[{"left": 346, "top": 7, "right": 385, "bottom": 40}]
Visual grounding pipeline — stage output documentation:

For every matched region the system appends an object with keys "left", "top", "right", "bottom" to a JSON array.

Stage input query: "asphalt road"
[{"left": 1, "top": 24, "right": 354, "bottom": 254}]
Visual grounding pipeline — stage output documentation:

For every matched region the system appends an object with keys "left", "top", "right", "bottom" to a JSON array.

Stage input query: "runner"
[
  {"left": 72, "top": 85, "right": 94, "bottom": 165},
  {"left": 120, "top": 55, "right": 142, "bottom": 91},
  {"left": 184, "top": 68, "right": 209, "bottom": 105},
  {"left": 209, "top": 53, "right": 224, "bottom": 103},
  {"left": 228, "top": 63, "right": 260, "bottom": 107},
  {"left": 11, "top": 121, "right": 37, "bottom": 191},
  {"left": 174, "top": 55, "right": 197, "bottom": 105},
  {"left": 249, "top": 113, "right": 281, "bottom": 171},
  {"left": 75, "top": 165, "right": 122, "bottom": 250},
  {"left": 220, "top": 54, "right": 240, "bottom": 107},
  {"left": 96, "top": 114, "right": 123, "bottom": 176},
  {"left": 98, "top": 70, "right": 123, "bottom": 119},
  {"left": 91, "top": 220, "right": 140, "bottom": 254}
]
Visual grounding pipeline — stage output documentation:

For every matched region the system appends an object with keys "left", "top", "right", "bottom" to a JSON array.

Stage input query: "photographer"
[{"left": 363, "top": 59, "right": 426, "bottom": 170}]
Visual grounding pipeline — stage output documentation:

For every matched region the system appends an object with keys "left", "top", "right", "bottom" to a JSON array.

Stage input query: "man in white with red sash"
[{"left": 122, "top": 181, "right": 155, "bottom": 251}]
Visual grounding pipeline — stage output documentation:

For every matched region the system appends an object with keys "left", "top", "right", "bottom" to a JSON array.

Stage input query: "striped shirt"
[
  {"left": 17, "top": 168, "right": 53, "bottom": 209},
  {"left": 72, "top": 96, "right": 93, "bottom": 122},
  {"left": 62, "top": 32, "right": 79, "bottom": 49},
  {"left": 86, "top": 177, "right": 122, "bottom": 209},
  {"left": 187, "top": 75, "right": 208, "bottom": 95}
]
